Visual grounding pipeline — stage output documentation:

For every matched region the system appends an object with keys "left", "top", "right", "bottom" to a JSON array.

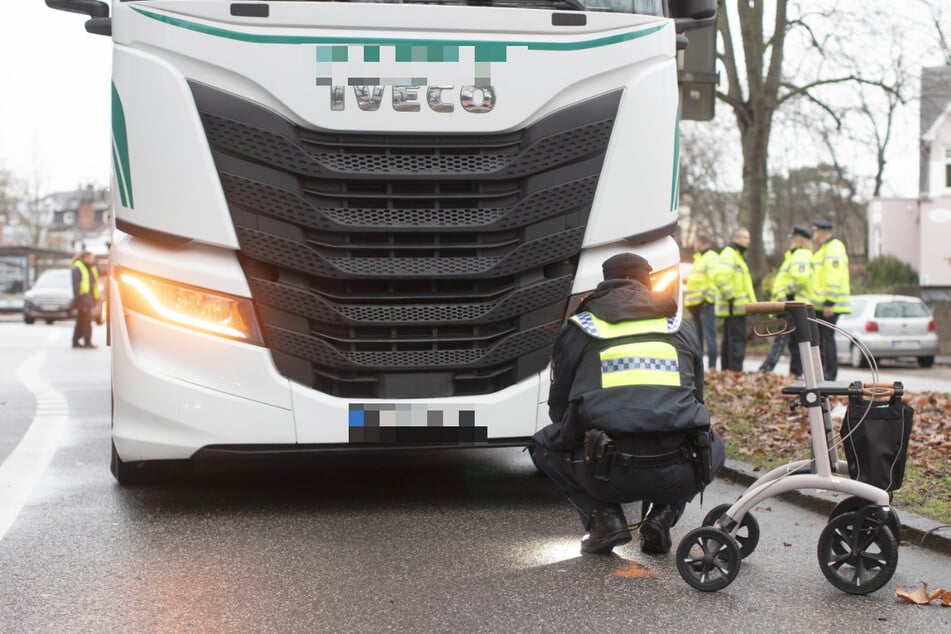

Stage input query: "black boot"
[
  {"left": 639, "top": 505, "right": 676, "bottom": 554},
  {"left": 581, "top": 507, "right": 632, "bottom": 555}
]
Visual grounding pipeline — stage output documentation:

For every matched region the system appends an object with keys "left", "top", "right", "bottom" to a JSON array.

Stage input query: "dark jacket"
[{"left": 547, "top": 279, "right": 708, "bottom": 447}]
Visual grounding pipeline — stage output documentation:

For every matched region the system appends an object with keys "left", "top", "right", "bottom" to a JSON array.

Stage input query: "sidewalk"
[{"left": 720, "top": 458, "right": 951, "bottom": 556}]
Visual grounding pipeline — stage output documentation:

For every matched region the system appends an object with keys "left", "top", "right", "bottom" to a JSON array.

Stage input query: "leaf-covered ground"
[{"left": 704, "top": 370, "right": 951, "bottom": 525}]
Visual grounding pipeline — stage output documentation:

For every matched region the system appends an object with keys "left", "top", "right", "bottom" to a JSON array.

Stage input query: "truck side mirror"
[
  {"left": 678, "top": 21, "right": 718, "bottom": 121},
  {"left": 669, "top": 0, "right": 717, "bottom": 21},
  {"left": 46, "top": 0, "right": 111, "bottom": 36},
  {"left": 670, "top": 0, "right": 717, "bottom": 35}
]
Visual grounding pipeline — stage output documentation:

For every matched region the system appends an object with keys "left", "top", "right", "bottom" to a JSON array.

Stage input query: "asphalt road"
[{"left": 1, "top": 319, "right": 950, "bottom": 632}]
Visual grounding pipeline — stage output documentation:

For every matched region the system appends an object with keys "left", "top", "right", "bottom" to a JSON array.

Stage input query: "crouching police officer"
[{"left": 530, "top": 253, "right": 725, "bottom": 555}]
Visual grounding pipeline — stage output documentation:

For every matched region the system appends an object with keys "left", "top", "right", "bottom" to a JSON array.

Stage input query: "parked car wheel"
[
  {"left": 850, "top": 345, "right": 867, "bottom": 368},
  {"left": 918, "top": 355, "right": 935, "bottom": 368},
  {"left": 23, "top": 314, "right": 35, "bottom": 325}
]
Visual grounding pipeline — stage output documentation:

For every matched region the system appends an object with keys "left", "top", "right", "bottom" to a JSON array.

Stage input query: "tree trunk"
[{"left": 740, "top": 116, "right": 771, "bottom": 283}]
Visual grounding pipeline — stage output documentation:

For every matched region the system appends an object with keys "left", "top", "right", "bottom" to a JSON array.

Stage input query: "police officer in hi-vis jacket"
[
  {"left": 71, "top": 249, "right": 101, "bottom": 349},
  {"left": 811, "top": 218, "right": 851, "bottom": 380},
  {"left": 759, "top": 225, "right": 815, "bottom": 377},
  {"left": 684, "top": 234, "right": 719, "bottom": 370},
  {"left": 714, "top": 228, "right": 757, "bottom": 371},
  {"left": 530, "top": 253, "right": 725, "bottom": 556}
]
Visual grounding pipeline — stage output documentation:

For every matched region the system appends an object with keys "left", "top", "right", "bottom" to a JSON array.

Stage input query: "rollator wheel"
[
  {"left": 676, "top": 527, "right": 741, "bottom": 592},
  {"left": 702, "top": 503, "right": 760, "bottom": 559},
  {"left": 829, "top": 496, "right": 902, "bottom": 542},
  {"left": 817, "top": 511, "right": 898, "bottom": 595}
]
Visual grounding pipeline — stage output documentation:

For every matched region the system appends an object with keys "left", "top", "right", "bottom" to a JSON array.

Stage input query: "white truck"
[{"left": 48, "top": 0, "right": 716, "bottom": 483}]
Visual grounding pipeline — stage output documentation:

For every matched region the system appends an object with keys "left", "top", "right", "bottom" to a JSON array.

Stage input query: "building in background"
[
  {"left": 0, "top": 185, "right": 111, "bottom": 312},
  {"left": 868, "top": 65, "right": 951, "bottom": 303},
  {"left": 2, "top": 185, "right": 111, "bottom": 255},
  {"left": 47, "top": 185, "right": 112, "bottom": 255}
]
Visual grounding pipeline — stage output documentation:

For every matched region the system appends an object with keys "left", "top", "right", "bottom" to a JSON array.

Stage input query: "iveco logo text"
[{"left": 330, "top": 84, "right": 496, "bottom": 113}]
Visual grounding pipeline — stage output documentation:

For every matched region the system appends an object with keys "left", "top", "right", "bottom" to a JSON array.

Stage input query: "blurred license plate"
[{"left": 891, "top": 340, "right": 918, "bottom": 349}]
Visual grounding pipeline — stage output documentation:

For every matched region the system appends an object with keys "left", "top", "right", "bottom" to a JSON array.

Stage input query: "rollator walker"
[{"left": 676, "top": 301, "right": 907, "bottom": 594}]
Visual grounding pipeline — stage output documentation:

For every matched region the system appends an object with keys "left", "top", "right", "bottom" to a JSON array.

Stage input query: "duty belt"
[{"left": 614, "top": 446, "right": 691, "bottom": 469}]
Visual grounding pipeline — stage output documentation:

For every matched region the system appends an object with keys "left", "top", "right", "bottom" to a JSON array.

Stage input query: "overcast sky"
[
  {"left": 0, "top": 2, "right": 947, "bottom": 198},
  {"left": 0, "top": 2, "right": 112, "bottom": 194}
]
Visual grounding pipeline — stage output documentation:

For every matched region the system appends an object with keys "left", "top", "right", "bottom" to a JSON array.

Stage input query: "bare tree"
[
  {"left": 678, "top": 118, "right": 742, "bottom": 247},
  {"left": 919, "top": 0, "right": 951, "bottom": 65},
  {"left": 769, "top": 163, "right": 865, "bottom": 256},
  {"left": 13, "top": 173, "right": 52, "bottom": 248},
  {"left": 0, "top": 170, "right": 14, "bottom": 232},
  {"left": 715, "top": 0, "right": 900, "bottom": 280}
]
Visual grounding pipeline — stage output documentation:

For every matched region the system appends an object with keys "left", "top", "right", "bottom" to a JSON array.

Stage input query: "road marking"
[{"left": 0, "top": 330, "right": 69, "bottom": 542}]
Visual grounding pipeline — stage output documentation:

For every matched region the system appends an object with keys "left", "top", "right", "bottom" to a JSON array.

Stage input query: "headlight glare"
[
  {"left": 117, "top": 267, "right": 262, "bottom": 344},
  {"left": 650, "top": 265, "right": 680, "bottom": 295}
]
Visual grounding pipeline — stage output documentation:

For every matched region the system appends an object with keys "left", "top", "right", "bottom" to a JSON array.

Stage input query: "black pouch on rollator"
[{"left": 841, "top": 392, "right": 914, "bottom": 492}]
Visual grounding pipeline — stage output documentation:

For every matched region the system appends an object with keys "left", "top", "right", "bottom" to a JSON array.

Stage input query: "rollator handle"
[{"left": 743, "top": 301, "right": 810, "bottom": 315}]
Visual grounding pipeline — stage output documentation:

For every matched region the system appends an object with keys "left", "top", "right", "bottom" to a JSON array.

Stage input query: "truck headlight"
[
  {"left": 116, "top": 267, "right": 262, "bottom": 344},
  {"left": 649, "top": 264, "right": 680, "bottom": 296}
]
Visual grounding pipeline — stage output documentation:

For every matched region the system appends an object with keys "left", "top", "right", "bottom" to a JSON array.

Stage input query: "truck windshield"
[
  {"left": 129, "top": 0, "right": 667, "bottom": 15},
  {"left": 287, "top": 1, "right": 667, "bottom": 16}
]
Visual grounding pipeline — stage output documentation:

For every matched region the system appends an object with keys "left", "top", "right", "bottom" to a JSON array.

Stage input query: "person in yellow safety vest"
[
  {"left": 811, "top": 218, "right": 851, "bottom": 380},
  {"left": 684, "top": 234, "right": 719, "bottom": 370},
  {"left": 529, "top": 253, "right": 725, "bottom": 556},
  {"left": 758, "top": 225, "right": 815, "bottom": 377},
  {"left": 71, "top": 250, "right": 101, "bottom": 349},
  {"left": 714, "top": 228, "right": 757, "bottom": 371}
]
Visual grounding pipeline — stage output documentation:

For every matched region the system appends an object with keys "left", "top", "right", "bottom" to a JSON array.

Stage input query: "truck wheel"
[
  {"left": 24, "top": 314, "right": 35, "bottom": 325},
  {"left": 917, "top": 356, "right": 934, "bottom": 368}
]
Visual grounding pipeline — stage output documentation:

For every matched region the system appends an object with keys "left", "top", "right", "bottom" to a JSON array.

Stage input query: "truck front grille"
[{"left": 190, "top": 82, "right": 619, "bottom": 398}]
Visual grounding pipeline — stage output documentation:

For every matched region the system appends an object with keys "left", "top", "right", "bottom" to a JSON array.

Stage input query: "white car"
[{"left": 835, "top": 294, "right": 939, "bottom": 368}]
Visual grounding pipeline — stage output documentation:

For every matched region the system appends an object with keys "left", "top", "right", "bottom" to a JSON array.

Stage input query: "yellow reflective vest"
[
  {"left": 558, "top": 308, "right": 710, "bottom": 436},
  {"left": 714, "top": 245, "right": 756, "bottom": 317},
  {"left": 813, "top": 238, "right": 850, "bottom": 313},
  {"left": 72, "top": 260, "right": 101, "bottom": 300},
  {"left": 569, "top": 312, "right": 681, "bottom": 389},
  {"left": 684, "top": 248, "right": 719, "bottom": 308},
  {"left": 770, "top": 247, "right": 814, "bottom": 304}
]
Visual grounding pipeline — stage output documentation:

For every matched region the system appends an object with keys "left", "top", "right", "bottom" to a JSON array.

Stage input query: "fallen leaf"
[
  {"left": 610, "top": 560, "right": 653, "bottom": 578},
  {"left": 936, "top": 589, "right": 951, "bottom": 607},
  {"left": 896, "top": 582, "right": 943, "bottom": 605},
  {"left": 783, "top": 542, "right": 792, "bottom": 547}
]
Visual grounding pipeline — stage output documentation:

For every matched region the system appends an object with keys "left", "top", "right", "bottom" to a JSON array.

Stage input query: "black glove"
[{"left": 728, "top": 299, "right": 734, "bottom": 316}]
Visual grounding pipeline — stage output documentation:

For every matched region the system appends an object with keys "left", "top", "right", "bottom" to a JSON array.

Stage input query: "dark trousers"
[
  {"left": 530, "top": 427, "right": 725, "bottom": 530},
  {"left": 759, "top": 331, "right": 788, "bottom": 373},
  {"left": 760, "top": 333, "right": 805, "bottom": 376},
  {"left": 689, "top": 303, "right": 718, "bottom": 370},
  {"left": 720, "top": 315, "right": 747, "bottom": 371},
  {"left": 817, "top": 313, "right": 840, "bottom": 380},
  {"left": 789, "top": 340, "right": 804, "bottom": 377},
  {"left": 72, "top": 305, "right": 93, "bottom": 347}
]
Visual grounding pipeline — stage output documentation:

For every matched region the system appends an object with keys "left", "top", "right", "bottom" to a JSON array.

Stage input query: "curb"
[{"left": 720, "top": 459, "right": 951, "bottom": 556}]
